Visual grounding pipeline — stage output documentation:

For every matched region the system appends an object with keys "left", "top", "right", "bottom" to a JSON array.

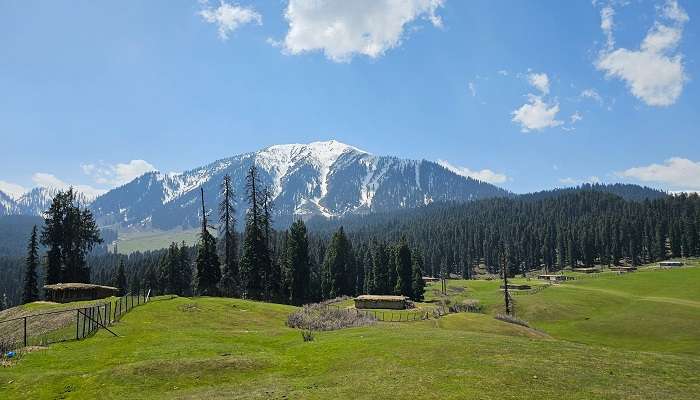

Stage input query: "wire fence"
[{"left": 0, "top": 289, "right": 150, "bottom": 353}]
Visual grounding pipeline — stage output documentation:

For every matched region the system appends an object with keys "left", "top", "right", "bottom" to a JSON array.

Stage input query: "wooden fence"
[{"left": 0, "top": 289, "right": 150, "bottom": 353}]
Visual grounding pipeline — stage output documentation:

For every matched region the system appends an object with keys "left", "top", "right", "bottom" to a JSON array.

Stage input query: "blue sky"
[{"left": 1, "top": 0, "right": 698, "bottom": 196}]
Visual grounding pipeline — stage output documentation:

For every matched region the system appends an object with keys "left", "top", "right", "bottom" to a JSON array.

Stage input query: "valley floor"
[{"left": 1, "top": 265, "right": 699, "bottom": 399}]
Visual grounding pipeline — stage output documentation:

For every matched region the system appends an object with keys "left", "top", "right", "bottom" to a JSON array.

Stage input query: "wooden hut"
[
  {"left": 537, "top": 274, "right": 574, "bottom": 282},
  {"left": 659, "top": 261, "right": 683, "bottom": 268},
  {"left": 572, "top": 267, "right": 600, "bottom": 273},
  {"left": 354, "top": 295, "right": 407, "bottom": 310},
  {"left": 44, "top": 283, "right": 119, "bottom": 303}
]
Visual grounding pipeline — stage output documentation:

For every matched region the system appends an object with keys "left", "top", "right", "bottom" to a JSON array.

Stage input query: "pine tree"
[
  {"left": 322, "top": 227, "right": 355, "bottom": 298},
  {"left": 22, "top": 225, "right": 40, "bottom": 303},
  {"left": 178, "top": 242, "right": 193, "bottom": 296},
  {"left": 286, "top": 220, "right": 311, "bottom": 305},
  {"left": 129, "top": 271, "right": 141, "bottom": 295},
  {"left": 40, "top": 188, "right": 101, "bottom": 284},
  {"left": 260, "top": 187, "right": 278, "bottom": 301},
  {"left": 115, "top": 259, "right": 127, "bottom": 296},
  {"left": 240, "top": 164, "right": 269, "bottom": 300},
  {"left": 144, "top": 265, "right": 159, "bottom": 295},
  {"left": 371, "top": 241, "right": 389, "bottom": 294},
  {"left": 411, "top": 249, "right": 426, "bottom": 301},
  {"left": 394, "top": 237, "right": 413, "bottom": 297},
  {"left": 196, "top": 187, "right": 221, "bottom": 296},
  {"left": 219, "top": 174, "right": 239, "bottom": 297}
]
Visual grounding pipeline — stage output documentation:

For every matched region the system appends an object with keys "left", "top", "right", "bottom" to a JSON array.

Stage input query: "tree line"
[{"left": 8, "top": 182, "right": 700, "bottom": 309}]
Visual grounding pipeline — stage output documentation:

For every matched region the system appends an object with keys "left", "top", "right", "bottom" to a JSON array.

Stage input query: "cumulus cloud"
[
  {"left": 199, "top": 0, "right": 262, "bottom": 40},
  {"left": 559, "top": 176, "right": 601, "bottom": 186},
  {"left": 617, "top": 157, "right": 700, "bottom": 190},
  {"left": 81, "top": 160, "right": 157, "bottom": 187},
  {"left": 528, "top": 72, "right": 550, "bottom": 95},
  {"left": 278, "top": 0, "right": 445, "bottom": 62},
  {"left": 437, "top": 160, "right": 508, "bottom": 184},
  {"left": 595, "top": 0, "right": 688, "bottom": 107},
  {"left": 581, "top": 88, "right": 603, "bottom": 104},
  {"left": 0, "top": 180, "right": 27, "bottom": 199},
  {"left": 570, "top": 111, "right": 583, "bottom": 123},
  {"left": 511, "top": 94, "right": 563, "bottom": 132},
  {"left": 600, "top": 5, "right": 615, "bottom": 50},
  {"left": 32, "top": 173, "right": 106, "bottom": 199}
]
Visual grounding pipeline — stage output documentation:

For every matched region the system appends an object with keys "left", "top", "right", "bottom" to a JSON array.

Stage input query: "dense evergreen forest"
[{"left": 2, "top": 179, "right": 698, "bottom": 310}]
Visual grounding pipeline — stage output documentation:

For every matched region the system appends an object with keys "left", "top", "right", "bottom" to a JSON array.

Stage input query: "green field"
[
  {"left": 116, "top": 229, "right": 201, "bottom": 254},
  {"left": 1, "top": 266, "right": 699, "bottom": 399}
]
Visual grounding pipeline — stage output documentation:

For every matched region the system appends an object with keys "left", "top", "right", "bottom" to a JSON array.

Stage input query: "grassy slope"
[
  {"left": 425, "top": 264, "right": 700, "bottom": 355},
  {"left": 2, "top": 294, "right": 699, "bottom": 399},
  {"left": 117, "top": 229, "right": 200, "bottom": 254},
  {"left": 2, "top": 264, "right": 699, "bottom": 399}
]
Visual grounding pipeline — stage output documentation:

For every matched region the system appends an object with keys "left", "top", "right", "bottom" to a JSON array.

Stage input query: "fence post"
[
  {"left": 23, "top": 316, "right": 27, "bottom": 347},
  {"left": 81, "top": 308, "right": 86, "bottom": 339},
  {"left": 76, "top": 309, "right": 80, "bottom": 340}
]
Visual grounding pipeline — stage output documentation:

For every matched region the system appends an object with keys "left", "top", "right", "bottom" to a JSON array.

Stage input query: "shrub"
[
  {"left": 287, "top": 303, "right": 376, "bottom": 331},
  {"left": 449, "top": 299, "right": 483, "bottom": 313},
  {"left": 301, "top": 330, "right": 315, "bottom": 342}
]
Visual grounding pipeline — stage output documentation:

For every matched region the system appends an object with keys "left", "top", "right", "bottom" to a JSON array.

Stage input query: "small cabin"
[
  {"left": 572, "top": 267, "right": 600, "bottom": 274},
  {"left": 659, "top": 261, "right": 683, "bottom": 268},
  {"left": 354, "top": 295, "right": 407, "bottom": 310},
  {"left": 44, "top": 283, "right": 119, "bottom": 303},
  {"left": 422, "top": 276, "right": 439, "bottom": 283},
  {"left": 537, "top": 274, "right": 573, "bottom": 282}
]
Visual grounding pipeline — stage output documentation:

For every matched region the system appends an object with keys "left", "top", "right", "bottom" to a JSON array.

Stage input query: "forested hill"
[
  {"left": 307, "top": 190, "right": 699, "bottom": 277},
  {"left": 521, "top": 183, "right": 667, "bottom": 202},
  {"left": 0, "top": 215, "right": 44, "bottom": 257}
]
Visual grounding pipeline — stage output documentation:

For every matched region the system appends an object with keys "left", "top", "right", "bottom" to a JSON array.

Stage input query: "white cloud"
[
  {"left": 600, "top": 5, "right": 615, "bottom": 50},
  {"left": 81, "top": 160, "right": 157, "bottom": 187},
  {"left": 570, "top": 111, "right": 583, "bottom": 123},
  {"left": 559, "top": 176, "right": 601, "bottom": 186},
  {"left": 32, "top": 173, "right": 106, "bottom": 199},
  {"left": 437, "top": 160, "right": 508, "bottom": 184},
  {"left": 0, "top": 180, "right": 27, "bottom": 199},
  {"left": 581, "top": 88, "right": 603, "bottom": 104},
  {"left": 528, "top": 72, "right": 550, "bottom": 94},
  {"left": 468, "top": 81, "right": 477, "bottom": 97},
  {"left": 595, "top": 0, "right": 688, "bottom": 107},
  {"left": 511, "top": 94, "right": 563, "bottom": 132},
  {"left": 278, "top": 0, "right": 445, "bottom": 62},
  {"left": 617, "top": 157, "right": 700, "bottom": 190},
  {"left": 199, "top": 0, "right": 262, "bottom": 41},
  {"left": 497, "top": 70, "right": 509, "bottom": 76}
]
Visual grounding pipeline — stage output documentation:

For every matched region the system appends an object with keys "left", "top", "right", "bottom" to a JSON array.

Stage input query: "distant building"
[
  {"left": 572, "top": 267, "right": 600, "bottom": 274},
  {"left": 659, "top": 261, "right": 684, "bottom": 268},
  {"left": 422, "top": 276, "right": 439, "bottom": 283},
  {"left": 354, "top": 295, "right": 407, "bottom": 310},
  {"left": 537, "top": 274, "right": 573, "bottom": 282},
  {"left": 44, "top": 283, "right": 119, "bottom": 303}
]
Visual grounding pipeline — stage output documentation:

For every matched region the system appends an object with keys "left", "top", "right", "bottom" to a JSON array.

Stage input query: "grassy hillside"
[
  {"left": 2, "top": 265, "right": 699, "bottom": 399},
  {"left": 116, "top": 228, "right": 200, "bottom": 254},
  {"left": 426, "top": 263, "right": 700, "bottom": 355}
]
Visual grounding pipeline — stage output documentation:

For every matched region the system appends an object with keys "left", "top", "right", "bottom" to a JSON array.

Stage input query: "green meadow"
[{"left": 1, "top": 264, "right": 699, "bottom": 399}]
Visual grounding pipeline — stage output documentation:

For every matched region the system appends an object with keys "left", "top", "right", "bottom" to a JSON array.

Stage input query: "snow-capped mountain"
[
  {"left": 0, "top": 190, "right": 17, "bottom": 216},
  {"left": 89, "top": 140, "right": 510, "bottom": 229}
]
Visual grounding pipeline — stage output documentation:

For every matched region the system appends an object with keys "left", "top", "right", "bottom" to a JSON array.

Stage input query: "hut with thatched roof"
[
  {"left": 354, "top": 295, "right": 407, "bottom": 310},
  {"left": 44, "top": 283, "right": 119, "bottom": 303}
]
